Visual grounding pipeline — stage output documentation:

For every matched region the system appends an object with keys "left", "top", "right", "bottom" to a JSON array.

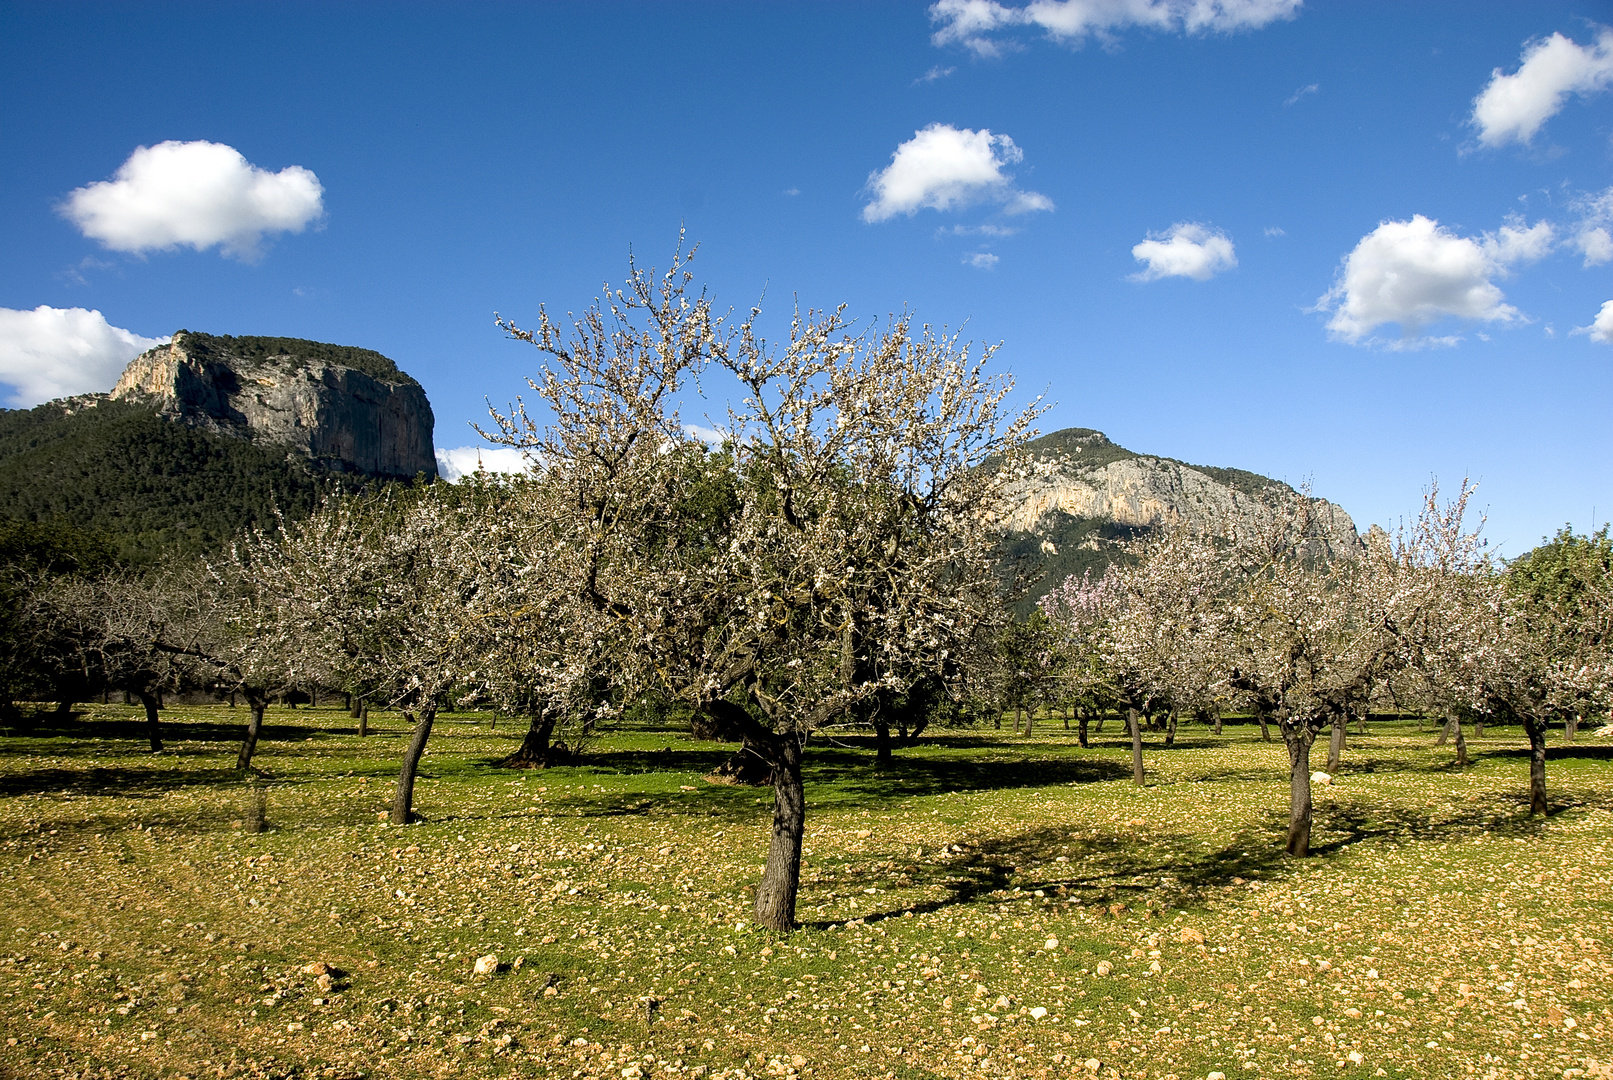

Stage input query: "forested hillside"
[{"left": 0, "top": 399, "right": 371, "bottom": 564}]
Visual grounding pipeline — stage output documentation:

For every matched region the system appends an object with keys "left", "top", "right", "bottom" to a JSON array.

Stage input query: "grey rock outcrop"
[
  {"left": 997, "top": 428, "right": 1365, "bottom": 611},
  {"left": 1001, "top": 428, "right": 1362, "bottom": 557},
  {"left": 109, "top": 331, "right": 436, "bottom": 479}
]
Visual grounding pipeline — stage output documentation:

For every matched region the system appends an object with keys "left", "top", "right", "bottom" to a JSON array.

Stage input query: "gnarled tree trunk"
[
  {"left": 1163, "top": 710, "right": 1178, "bottom": 748},
  {"left": 1127, "top": 707, "right": 1144, "bottom": 786},
  {"left": 872, "top": 716, "right": 893, "bottom": 767},
  {"left": 1255, "top": 711, "right": 1272, "bottom": 743},
  {"left": 137, "top": 689, "right": 162, "bottom": 753},
  {"left": 1077, "top": 710, "right": 1089, "bottom": 748},
  {"left": 391, "top": 707, "right": 436, "bottom": 825},
  {"left": 1525, "top": 714, "right": 1548, "bottom": 815},
  {"left": 1284, "top": 721, "right": 1317, "bottom": 856},
  {"left": 755, "top": 733, "right": 806, "bottom": 932},
  {"left": 236, "top": 691, "right": 268, "bottom": 771},
  {"left": 497, "top": 711, "right": 564, "bottom": 768}
]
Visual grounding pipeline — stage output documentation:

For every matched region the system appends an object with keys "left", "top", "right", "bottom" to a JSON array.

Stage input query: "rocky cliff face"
[
  {"left": 1002, "top": 428, "right": 1362, "bottom": 555},
  {"left": 998, "top": 428, "right": 1364, "bottom": 609},
  {"left": 109, "top": 331, "right": 436, "bottom": 479}
]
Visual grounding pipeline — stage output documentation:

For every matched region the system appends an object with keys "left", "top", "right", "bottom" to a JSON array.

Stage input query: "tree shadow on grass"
[
  {"left": 798, "top": 785, "right": 1613, "bottom": 930},
  {"left": 494, "top": 744, "right": 1135, "bottom": 825},
  {"left": 799, "top": 821, "right": 1293, "bottom": 930}
]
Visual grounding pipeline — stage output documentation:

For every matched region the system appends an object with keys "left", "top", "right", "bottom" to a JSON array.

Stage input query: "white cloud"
[
  {"left": 862, "top": 123, "right": 1052, "bottom": 223},
  {"left": 1470, "top": 29, "right": 1613, "bottom": 148},
  {"left": 683, "top": 423, "right": 724, "bottom": 445},
  {"left": 916, "top": 65, "right": 956, "bottom": 83},
  {"left": 1129, "top": 222, "right": 1236, "bottom": 281},
  {"left": 1575, "top": 300, "right": 1613, "bottom": 344},
  {"left": 59, "top": 140, "right": 324, "bottom": 259},
  {"left": 1316, "top": 214, "right": 1553, "bottom": 345},
  {"left": 1570, "top": 186, "right": 1613, "bottom": 266},
  {"left": 1284, "top": 82, "right": 1318, "bottom": 106},
  {"left": 1263, "top": 225, "right": 1286, "bottom": 237},
  {"left": 435, "top": 446, "right": 531, "bottom": 481},
  {"left": 930, "top": 0, "right": 1301, "bottom": 56},
  {"left": 0, "top": 306, "right": 166, "bottom": 407},
  {"left": 964, "top": 252, "right": 1001, "bottom": 269}
]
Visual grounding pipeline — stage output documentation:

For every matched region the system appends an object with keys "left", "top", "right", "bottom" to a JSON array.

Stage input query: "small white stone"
[
  {"left": 1029, "top": 1006, "right": 1048, "bottom": 1020},
  {"left": 1311, "top": 771, "right": 1333, "bottom": 786},
  {"left": 473, "top": 954, "right": 499, "bottom": 976},
  {"left": 1044, "top": 937, "right": 1059, "bottom": 950},
  {"left": 1208, "top": 1072, "right": 1228, "bottom": 1080}
]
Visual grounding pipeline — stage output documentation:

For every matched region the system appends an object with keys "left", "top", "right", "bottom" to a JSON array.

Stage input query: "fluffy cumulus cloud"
[
  {"left": 1470, "top": 28, "right": 1613, "bottom": 148},
  {"left": 1575, "top": 300, "right": 1613, "bottom": 344},
  {"left": 1316, "top": 215, "right": 1554, "bottom": 346},
  {"left": 930, "top": 0, "right": 1300, "bottom": 56},
  {"left": 862, "top": 123, "right": 1053, "bottom": 223},
  {"left": 434, "top": 446, "right": 531, "bottom": 481},
  {"left": 59, "top": 140, "right": 324, "bottom": 259},
  {"left": 0, "top": 306, "right": 167, "bottom": 407},
  {"left": 1129, "top": 222, "right": 1236, "bottom": 281}
]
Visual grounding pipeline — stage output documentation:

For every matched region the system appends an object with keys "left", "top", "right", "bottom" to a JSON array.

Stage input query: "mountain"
[
  {"left": 109, "top": 331, "right": 436, "bottom": 479},
  {"left": 998, "top": 427, "right": 1363, "bottom": 610},
  {"left": 0, "top": 333, "right": 436, "bottom": 563}
]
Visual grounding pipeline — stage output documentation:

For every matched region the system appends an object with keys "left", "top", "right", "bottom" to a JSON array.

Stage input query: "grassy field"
[{"left": 1, "top": 706, "right": 1609, "bottom": 1080}]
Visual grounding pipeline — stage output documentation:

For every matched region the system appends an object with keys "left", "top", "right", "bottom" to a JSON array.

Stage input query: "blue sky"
[{"left": 1, "top": 1, "right": 1610, "bottom": 555}]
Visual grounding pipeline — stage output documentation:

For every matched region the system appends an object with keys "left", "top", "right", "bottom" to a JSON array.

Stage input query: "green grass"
[{"left": 1, "top": 706, "right": 1609, "bottom": 1080}]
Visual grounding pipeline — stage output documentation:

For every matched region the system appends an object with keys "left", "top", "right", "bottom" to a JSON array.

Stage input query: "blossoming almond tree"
[{"left": 484, "top": 244, "right": 1040, "bottom": 930}]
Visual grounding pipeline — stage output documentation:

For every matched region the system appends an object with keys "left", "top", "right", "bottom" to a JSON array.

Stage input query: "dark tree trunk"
[
  {"left": 497, "top": 712, "right": 563, "bottom": 768},
  {"left": 1436, "top": 714, "right": 1453, "bottom": 746},
  {"left": 1163, "top": 710, "right": 1178, "bottom": 748},
  {"left": 137, "top": 689, "right": 162, "bottom": 753},
  {"left": 1213, "top": 712, "right": 1223, "bottom": 736},
  {"left": 871, "top": 715, "right": 893, "bottom": 767},
  {"left": 1473, "top": 714, "right": 1484, "bottom": 738},
  {"left": 236, "top": 695, "right": 267, "bottom": 771},
  {"left": 1023, "top": 705, "right": 1035, "bottom": 737},
  {"left": 1063, "top": 704, "right": 1070, "bottom": 731},
  {"left": 1077, "top": 710, "right": 1089, "bottom": 748},
  {"left": 755, "top": 734, "right": 805, "bottom": 932},
  {"left": 1285, "top": 723, "right": 1316, "bottom": 857},
  {"left": 55, "top": 696, "right": 76, "bottom": 720},
  {"left": 1127, "top": 707, "right": 1144, "bottom": 786},
  {"left": 309, "top": 686, "right": 317, "bottom": 709},
  {"left": 1526, "top": 715, "right": 1548, "bottom": 815},
  {"left": 228, "top": 691, "right": 236, "bottom": 708},
  {"left": 1454, "top": 713, "right": 1468, "bottom": 767},
  {"left": 1326, "top": 714, "right": 1345, "bottom": 773},
  {"left": 391, "top": 707, "right": 436, "bottom": 825},
  {"left": 1565, "top": 714, "right": 1578, "bottom": 744},
  {"left": 359, "top": 705, "right": 369, "bottom": 737},
  {"left": 348, "top": 694, "right": 362, "bottom": 719},
  {"left": 1255, "top": 711, "right": 1273, "bottom": 743},
  {"left": 1095, "top": 712, "right": 1106, "bottom": 733}
]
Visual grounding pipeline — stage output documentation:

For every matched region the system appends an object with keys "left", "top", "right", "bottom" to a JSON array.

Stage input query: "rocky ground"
[{"left": 1, "top": 707, "right": 1609, "bottom": 1080}]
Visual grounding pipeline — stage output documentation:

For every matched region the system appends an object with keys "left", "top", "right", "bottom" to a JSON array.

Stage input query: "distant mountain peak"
[
  {"left": 109, "top": 332, "right": 435, "bottom": 479},
  {"left": 1000, "top": 426, "right": 1363, "bottom": 610}
]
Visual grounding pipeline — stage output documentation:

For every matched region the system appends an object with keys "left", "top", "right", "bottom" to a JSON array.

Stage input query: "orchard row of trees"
[
  {"left": 1025, "top": 492, "right": 1612, "bottom": 855},
  {"left": 2, "top": 245, "right": 1608, "bottom": 928},
  {"left": 2, "top": 246, "right": 1040, "bottom": 932}
]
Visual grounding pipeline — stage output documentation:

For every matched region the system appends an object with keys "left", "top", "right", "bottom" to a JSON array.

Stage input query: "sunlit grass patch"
[{"left": 1, "top": 705, "right": 1609, "bottom": 1079}]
